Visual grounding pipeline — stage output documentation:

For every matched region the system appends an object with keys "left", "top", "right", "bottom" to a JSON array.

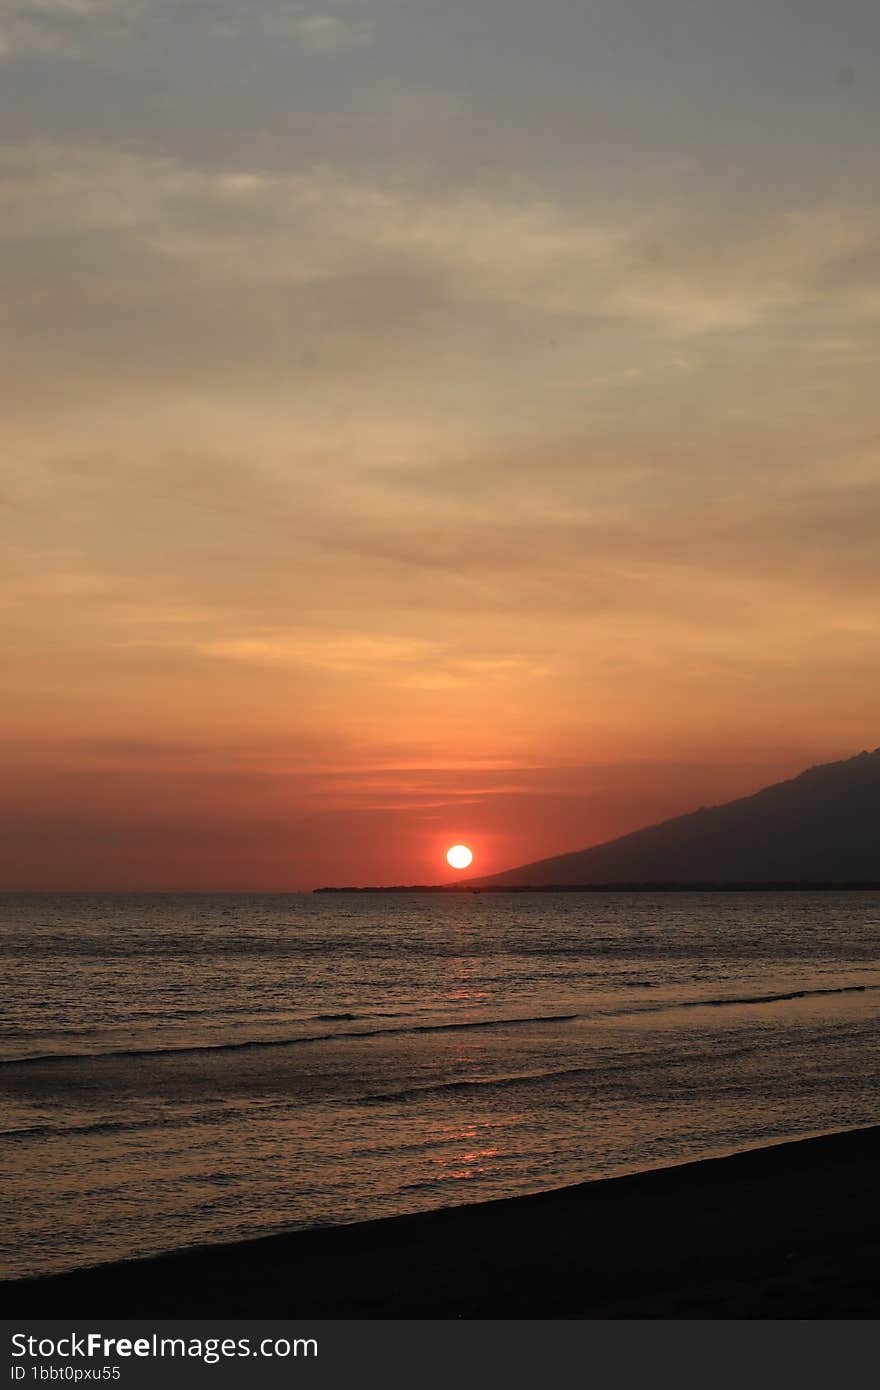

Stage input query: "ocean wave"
[
  {"left": 0, "top": 1116, "right": 161, "bottom": 1141},
  {"left": 2, "top": 982, "right": 874, "bottom": 1070},
  {"left": 0, "top": 1011, "right": 580, "bottom": 1068},
  {"left": 356, "top": 1051, "right": 711, "bottom": 1106},
  {"left": 637, "top": 982, "right": 877, "bottom": 1014},
  {"left": 356, "top": 1019, "right": 864, "bottom": 1106}
]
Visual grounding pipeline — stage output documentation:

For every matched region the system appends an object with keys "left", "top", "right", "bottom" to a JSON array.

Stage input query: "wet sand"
[{"left": 3, "top": 1125, "right": 879, "bottom": 1317}]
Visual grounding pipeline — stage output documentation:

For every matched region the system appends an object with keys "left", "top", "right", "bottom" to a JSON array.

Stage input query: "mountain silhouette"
[{"left": 468, "top": 749, "right": 880, "bottom": 887}]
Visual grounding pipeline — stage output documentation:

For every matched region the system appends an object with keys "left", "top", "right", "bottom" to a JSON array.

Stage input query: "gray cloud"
[
  {"left": 0, "top": 0, "right": 376, "bottom": 60},
  {"left": 3, "top": 141, "right": 880, "bottom": 429},
  {"left": 0, "top": 0, "right": 136, "bottom": 58}
]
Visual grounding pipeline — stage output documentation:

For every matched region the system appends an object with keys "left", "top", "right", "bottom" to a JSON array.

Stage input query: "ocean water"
[{"left": 1, "top": 890, "right": 879, "bottom": 1280}]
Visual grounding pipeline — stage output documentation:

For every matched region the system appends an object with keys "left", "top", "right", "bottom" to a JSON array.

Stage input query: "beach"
[{"left": 3, "top": 1125, "right": 878, "bottom": 1318}]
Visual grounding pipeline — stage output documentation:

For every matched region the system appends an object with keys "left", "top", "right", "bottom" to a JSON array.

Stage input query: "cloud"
[
  {"left": 0, "top": 0, "right": 376, "bottom": 60},
  {"left": 2, "top": 141, "right": 879, "bottom": 348},
  {"left": 283, "top": 13, "right": 374, "bottom": 54},
  {"left": 2, "top": 141, "right": 880, "bottom": 742},
  {"left": 198, "top": 631, "right": 439, "bottom": 674},
  {"left": 0, "top": 0, "right": 133, "bottom": 58}
]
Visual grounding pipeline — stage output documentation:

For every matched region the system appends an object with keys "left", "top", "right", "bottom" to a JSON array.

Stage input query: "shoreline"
[{"left": 4, "top": 1124, "right": 879, "bottom": 1318}]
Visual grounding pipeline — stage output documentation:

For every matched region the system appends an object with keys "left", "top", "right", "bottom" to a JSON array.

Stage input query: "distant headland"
[
  {"left": 316, "top": 748, "right": 880, "bottom": 893},
  {"left": 314, "top": 881, "right": 880, "bottom": 893}
]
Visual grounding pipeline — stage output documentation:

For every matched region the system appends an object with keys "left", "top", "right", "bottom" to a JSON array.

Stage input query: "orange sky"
[{"left": 2, "top": 4, "right": 879, "bottom": 888}]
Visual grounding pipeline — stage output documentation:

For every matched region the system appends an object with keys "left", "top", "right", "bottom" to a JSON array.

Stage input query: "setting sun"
[{"left": 446, "top": 844, "right": 473, "bottom": 870}]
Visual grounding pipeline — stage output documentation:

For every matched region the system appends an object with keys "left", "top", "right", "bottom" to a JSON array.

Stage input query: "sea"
[{"left": 2, "top": 890, "right": 879, "bottom": 1280}]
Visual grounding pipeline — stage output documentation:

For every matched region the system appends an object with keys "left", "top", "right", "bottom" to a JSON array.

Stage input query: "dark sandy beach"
[{"left": 3, "top": 1125, "right": 879, "bottom": 1318}]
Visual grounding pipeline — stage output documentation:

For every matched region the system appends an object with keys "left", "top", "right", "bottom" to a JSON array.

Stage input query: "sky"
[{"left": 2, "top": 0, "right": 879, "bottom": 888}]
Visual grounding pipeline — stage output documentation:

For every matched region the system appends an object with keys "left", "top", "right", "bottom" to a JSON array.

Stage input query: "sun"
[{"left": 446, "top": 844, "right": 473, "bottom": 870}]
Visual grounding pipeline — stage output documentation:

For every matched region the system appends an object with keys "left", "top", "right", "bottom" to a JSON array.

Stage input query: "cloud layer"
[{"left": 2, "top": 2, "right": 879, "bottom": 885}]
